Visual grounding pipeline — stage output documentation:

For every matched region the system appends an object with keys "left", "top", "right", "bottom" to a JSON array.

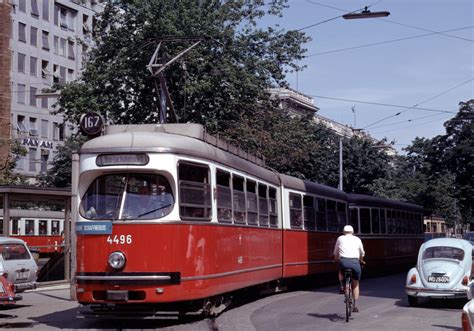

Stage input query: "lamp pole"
[{"left": 339, "top": 137, "right": 343, "bottom": 191}]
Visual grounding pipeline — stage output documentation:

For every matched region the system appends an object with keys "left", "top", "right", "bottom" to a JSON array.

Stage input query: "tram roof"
[
  {"left": 80, "top": 124, "right": 280, "bottom": 184},
  {"left": 279, "top": 174, "right": 347, "bottom": 200},
  {"left": 347, "top": 193, "right": 423, "bottom": 213}
]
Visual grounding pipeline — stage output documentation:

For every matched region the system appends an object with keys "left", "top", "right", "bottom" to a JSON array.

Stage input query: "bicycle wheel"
[{"left": 345, "top": 282, "right": 351, "bottom": 322}]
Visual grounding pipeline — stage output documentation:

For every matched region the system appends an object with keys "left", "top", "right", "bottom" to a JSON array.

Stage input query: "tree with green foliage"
[
  {"left": 55, "top": 0, "right": 309, "bottom": 134},
  {"left": 368, "top": 99, "right": 473, "bottom": 229},
  {"left": 0, "top": 140, "right": 28, "bottom": 185},
  {"left": 38, "top": 136, "right": 85, "bottom": 188}
]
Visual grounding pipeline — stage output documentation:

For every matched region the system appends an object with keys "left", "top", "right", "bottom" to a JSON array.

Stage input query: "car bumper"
[
  {"left": 406, "top": 286, "right": 467, "bottom": 299},
  {"left": 14, "top": 282, "right": 37, "bottom": 292},
  {"left": 0, "top": 294, "right": 22, "bottom": 302}
]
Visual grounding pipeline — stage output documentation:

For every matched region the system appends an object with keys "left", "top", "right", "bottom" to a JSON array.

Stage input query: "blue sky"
[{"left": 264, "top": 0, "right": 473, "bottom": 151}]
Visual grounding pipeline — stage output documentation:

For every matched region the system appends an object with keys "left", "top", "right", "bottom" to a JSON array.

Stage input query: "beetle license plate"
[
  {"left": 428, "top": 275, "right": 449, "bottom": 283},
  {"left": 15, "top": 270, "right": 29, "bottom": 282}
]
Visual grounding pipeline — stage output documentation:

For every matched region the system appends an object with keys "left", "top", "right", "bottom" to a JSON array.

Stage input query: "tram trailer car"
[{"left": 74, "top": 124, "right": 424, "bottom": 317}]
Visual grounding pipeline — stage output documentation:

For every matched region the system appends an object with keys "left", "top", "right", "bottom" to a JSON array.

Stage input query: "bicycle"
[{"left": 343, "top": 268, "right": 353, "bottom": 322}]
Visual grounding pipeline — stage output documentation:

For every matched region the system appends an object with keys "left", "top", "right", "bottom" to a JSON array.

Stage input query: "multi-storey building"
[{"left": 1, "top": 0, "right": 100, "bottom": 181}]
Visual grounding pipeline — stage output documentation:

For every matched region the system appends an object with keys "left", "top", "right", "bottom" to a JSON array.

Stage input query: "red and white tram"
[{"left": 74, "top": 124, "right": 424, "bottom": 316}]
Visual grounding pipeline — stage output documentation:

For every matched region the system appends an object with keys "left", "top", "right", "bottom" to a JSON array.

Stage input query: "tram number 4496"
[{"left": 107, "top": 235, "right": 133, "bottom": 245}]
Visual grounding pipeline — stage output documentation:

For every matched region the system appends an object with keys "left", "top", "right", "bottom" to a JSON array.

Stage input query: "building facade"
[{"left": 1, "top": 0, "right": 100, "bottom": 180}]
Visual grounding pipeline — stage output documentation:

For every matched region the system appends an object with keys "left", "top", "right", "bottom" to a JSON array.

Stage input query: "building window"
[
  {"left": 67, "top": 68, "right": 74, "bottom": 82},
  {"left": 60, "top": 7, "right": 67, "bottom": 28},
  {"left": 40, "top": 150, "right": 49, "bottom": 173},
  {"left": 29, "top": 148, "right": 37, "bottom": 172},
  {"left": 29, "top": 87, "right": 37, "bottom": 107},
  {"left": 18, "top": 22, "right": 26, "bottom": 42},
  {"left": 41, "top": 95, "right": 48, "bottom": 109},
  {"left": 59, "top": 38, "right": 66, "bottom": 56},
  {"left": 68, "top": 40, "right": 75, "bottom": 60},
  {"left": 53, "top": 35, "right": 58, "bottom": 54},
  {"left": 19, "top": 0, "right": 26, "bottom": 12},
  {"left": 30, "top": 56, "right": 37, "bottom": 76},
  {"left": 31, "top": 0, "right": 39, "bottom": 17},
  {"left": 41, "top": 119, "right": 48, "bottom": 138},
  {"left": 42, "top": 30, "right": 49, "bottom": 50},
  {"left": 17, "top": 53, "right": 26, "bottom": 73},
  {"left": 17, "top": 84, "right": 26, "bottom": 104},
  {"left": 41, "top": 59, "right": 49, "bottom": 79},
  {"left": 29, "top": 117, "right": 38, "bottom": 136},
  {"left": 30, "top": 26, "right": 37, "bottom": 46},
  {"left": 17, "top": 115, "right": 27, "bottom": 134},
  {"left": 42, "top": 0, "right": 49, "bottom": 21},
  {"left": 53, "top": 122, "right": 59, "bottom": 140}
]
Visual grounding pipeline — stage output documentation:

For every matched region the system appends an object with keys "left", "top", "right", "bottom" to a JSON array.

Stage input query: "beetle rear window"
[
  {"left": 0, "top": 244, "right": 31, "bottom": 260},
  {"left": 422, "top": 246, "right": 465, "bottom": 261}
]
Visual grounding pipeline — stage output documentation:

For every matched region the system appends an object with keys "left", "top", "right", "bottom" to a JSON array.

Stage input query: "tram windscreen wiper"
[{"left": 137, "top": 204, "right": 173, "bottom": 218}]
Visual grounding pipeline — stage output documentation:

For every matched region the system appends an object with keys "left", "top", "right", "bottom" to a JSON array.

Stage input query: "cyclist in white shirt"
[{"left": 334, "top": 225, "right": 365, "bottom": 312}]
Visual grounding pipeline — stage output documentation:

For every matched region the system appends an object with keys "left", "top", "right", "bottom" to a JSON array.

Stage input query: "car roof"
[
  {"left": 423, "top": 238, "right": 473, "bottom": 250},
  {"left": 0, "top": 237, "right": 28, "bottom": 245}
]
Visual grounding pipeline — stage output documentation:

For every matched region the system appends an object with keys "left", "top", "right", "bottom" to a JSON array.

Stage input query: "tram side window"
[
  {"left": 337, "top": 202, "right": 347, "bottom": 233},
  {"left": 387, "top": 210, "right": 394, "bottom": 234},
  {"left": 396, "top": 211, "right": 402, "bottom": 234},
  {"left": 371, "top": 209, "right": 380, "bottom": 234},
  {"left": 11, "top": 219, "right": 20, "bottom": 235},
  {"left": 39, "top": 220, "right": 48, "bottom": 235},
  {"left": 304, "top": 195, "right": 315, "bottom": 231},
  {"left": 216, "top": 169, "right": 232, "bottom": 223},
  {"left": 269, "top": 187, "right": 278, "bottom": 227},
  {"left": 258, "top": 184, "right": 269, "bottom": 227},
  {"left": 380, "top": 209, "right": 386, "bottom": 234},
  {"left": 316, "top": 198, "right": 327, "bottom": 231},
  {"left": 327, "top": 200, "right": 337, "bottom": 232},
  {"left": 25, "top": 219, "right": 35, "bottom": 235},
  {"left": 360, "top": 208, "right": 371, "bottom": 234},
  {"left": 51, "top": 220, "right": 60, "bottom": 235},
  {"left": 289, "top": 193, "right": 302, "bottom": 229},
  {"left": 179, "top": 163, "right": 211, "bottom": 220},
  {"left": 246, "top": 180, "right": 258, "bottom": 225},
  {"left": 0, "top": 219, "right": 2, "bottom": 235},
  {"left": 349, "top": 208, "right": 359, "bottom": 233},
  {"left": 233, "top": 175, "right": 246, "bottom": 224}
]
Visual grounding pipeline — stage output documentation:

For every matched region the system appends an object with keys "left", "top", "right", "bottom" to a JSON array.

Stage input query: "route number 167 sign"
[{"left": 80, "top": 112, "right": 104, "bottom": 136}]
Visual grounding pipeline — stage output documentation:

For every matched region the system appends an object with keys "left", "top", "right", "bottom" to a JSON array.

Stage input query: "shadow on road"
[
  {"left": 29, "top": 306, "right": 207, "bottom": 329},
  {"left": 395, "top": 297, "right": 467, "bottom": 310},
  {"left": 307, "top": 312, "right": 345, "bottom": 323}
]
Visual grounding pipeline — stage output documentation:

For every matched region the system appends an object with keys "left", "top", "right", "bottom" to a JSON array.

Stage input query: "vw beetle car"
[
  {"left": 462, "top": 282, "right": 474, "bottom": 331},
  {"left": 0, "top": 237, "right": 38, "bottom": 292},
  {"left": 406, "top": 238, "right": 473, "bottom": 306}
]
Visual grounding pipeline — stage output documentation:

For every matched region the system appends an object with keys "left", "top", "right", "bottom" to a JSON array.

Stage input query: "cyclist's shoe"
[{"left": 352, "top": 306, "right": 359, "bottom": 313}]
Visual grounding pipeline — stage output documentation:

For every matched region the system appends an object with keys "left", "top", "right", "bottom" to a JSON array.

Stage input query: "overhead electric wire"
[
  {"left": 369, "top": 114, "right": 453, "bottom": 135},
  {"left": 305, "top": 26, "right": 474, "bottom": 57},
  {"left": 362, "top": 78, "right": 473, "bottom": 129},
  {"left": 369, "top": 113, "right": 448, "bottom": 130},
  {"left": 308, "top": 95, "right": 456, "bottom": 114},
  {"left": 306, "top": 0, "right": 474, "bottom": 43}
]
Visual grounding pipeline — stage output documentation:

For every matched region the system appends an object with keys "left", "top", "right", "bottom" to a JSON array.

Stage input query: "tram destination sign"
[
  {"left": 76, "top": 221, "right": 112, "bottom": 235},
  {"left": 80, "top": 112, "right": 104, "bottom": 136}
]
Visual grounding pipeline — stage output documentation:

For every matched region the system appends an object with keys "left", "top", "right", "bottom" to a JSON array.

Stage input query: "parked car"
[
  {"left": 462, "top": 282, "right": 474, "bottom": 331},
  {"left": 0, "top": 237, "right": 38, "bottom": 293},
  {"left": 406, "top": 237, "right": 473, "bottom": 306},
  {"left": 0, "top": 275, "right": 22, "bottom": 305}
]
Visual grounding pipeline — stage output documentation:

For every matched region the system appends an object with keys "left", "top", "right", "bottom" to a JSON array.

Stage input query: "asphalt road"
[{"left": 0, "top": 273, "right": 464, "bottom": 330}]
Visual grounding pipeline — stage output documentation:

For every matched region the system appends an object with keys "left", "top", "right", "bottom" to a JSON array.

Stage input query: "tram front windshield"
[{"left": 80, "top": 173, "right": 174, "bottom": 220}]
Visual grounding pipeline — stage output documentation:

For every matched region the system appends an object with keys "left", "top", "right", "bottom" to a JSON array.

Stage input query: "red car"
[{"left": 0, "top": 275, "right": 22, "bottom": 305}]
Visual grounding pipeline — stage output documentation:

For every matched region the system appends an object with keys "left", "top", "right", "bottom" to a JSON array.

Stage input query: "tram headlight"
[{"left": 108, "top": 251, "right": 126, "bottom": 270}]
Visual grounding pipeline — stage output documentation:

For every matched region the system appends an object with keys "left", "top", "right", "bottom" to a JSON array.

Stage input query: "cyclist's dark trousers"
[{"left": 339, "top": 257, "right": 362, "bottom": 280}]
